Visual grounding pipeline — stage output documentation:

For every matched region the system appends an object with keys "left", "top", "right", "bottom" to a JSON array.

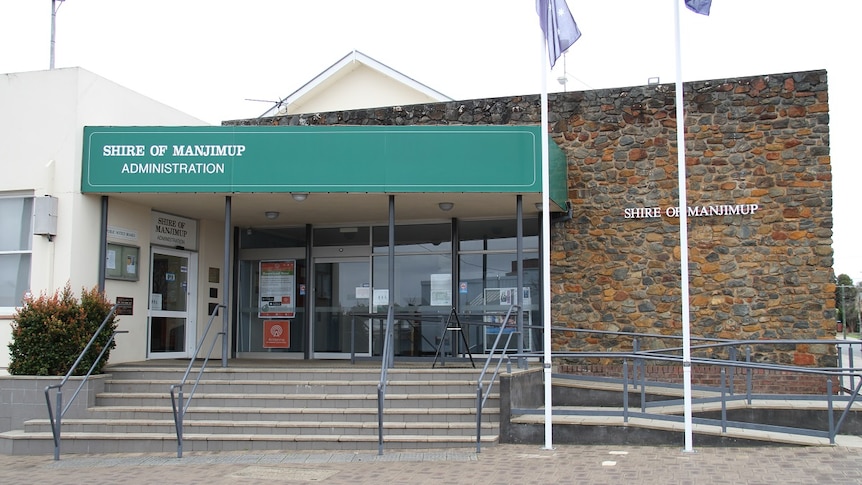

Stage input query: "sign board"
[
  {"left": 81, "top": 126, "right": 565, "bottom": 198},
  {"left": 115, "top": 297, "right": 134, "bottom": 316},
  {"left": 259, "top": 260, "right": 296, "bottom": 318},
  {"left": 263, "top": 320, "right": 290, "bottom": 348},
  {"left": 151, "top": 211, "right": 198, "bottom": 250}
]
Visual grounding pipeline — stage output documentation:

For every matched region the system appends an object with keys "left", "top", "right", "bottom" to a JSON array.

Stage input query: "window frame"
[{"left": 0, "top": 192, "right": 34, "bottom": 311}]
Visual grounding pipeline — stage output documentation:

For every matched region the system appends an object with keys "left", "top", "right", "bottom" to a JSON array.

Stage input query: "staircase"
[{"left": 0, "top": 362, "right": 500, "bottom": 455}]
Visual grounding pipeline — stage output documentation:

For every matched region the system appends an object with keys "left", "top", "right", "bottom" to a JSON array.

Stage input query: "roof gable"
[{"left": 261, "top": 50, "right": 452, "bottom": 116}]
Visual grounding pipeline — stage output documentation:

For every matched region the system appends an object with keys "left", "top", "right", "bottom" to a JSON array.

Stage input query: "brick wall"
[{"left": 558, "top": 362, "right": 839, "bottom": 395}]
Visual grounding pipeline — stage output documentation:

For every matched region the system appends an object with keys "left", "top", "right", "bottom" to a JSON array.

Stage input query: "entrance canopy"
[{"left": 81, "top": 125, "right": 568, "bottom": 210}]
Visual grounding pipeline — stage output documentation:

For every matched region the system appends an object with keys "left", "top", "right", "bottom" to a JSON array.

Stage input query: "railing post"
[
  {"left": 720, "top": 367, "right": 727, "bottom": 432},
  {"left": 622, "top": 359, "right": 629, "bottom": 423},
  {"left": 728, "top": 347, "right": 737, "bottom": 396},
  {"left": 640, "top": 362, "right": 647, "bottom": 414},
  {"left": 377, "top": 387, "right": 384, "bottom": 456},
  {"left": 476, "top": 388, "right": 483, "bottom": 453},
  {"left": 746, "top": 346, "right": 752, "bottom": 405},
  {"left": 632, "top": 338, "right": 640, "bottom": 388},
  {"left": 177, "top": 389, "right": 184, "bottom": 458},
  {"left": 850, "top": 343, "right": 856, "bottom": 393},
  {"left": 53, "top": 390, "right": 63, "bottom": 461},
  {"left": 838, "top": 343, "right": 845, "bottom": 394},
  {"left": 827, "top": 378, "right": 835, "bottom": 444}
]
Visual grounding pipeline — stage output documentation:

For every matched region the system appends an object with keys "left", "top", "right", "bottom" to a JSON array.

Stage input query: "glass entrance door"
[
  {"left": 312, "top": 259, "right": 370, "bottom": 358},
  {"left": 149, "top": 247, "right": 197, "bottom": 358}
]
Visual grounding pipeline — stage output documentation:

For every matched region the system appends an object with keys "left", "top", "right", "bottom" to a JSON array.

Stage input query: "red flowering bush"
[{"left": 8, "top": 285, "right": 118, "bottom": 376}]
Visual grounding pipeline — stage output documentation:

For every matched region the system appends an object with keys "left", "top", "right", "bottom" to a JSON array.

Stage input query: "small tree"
[
  {"left": 836, "top": 274, "right": 858, "bottom": 332},
  {"left": 8, "top": 284, "right": 119, "bottom": 376}
]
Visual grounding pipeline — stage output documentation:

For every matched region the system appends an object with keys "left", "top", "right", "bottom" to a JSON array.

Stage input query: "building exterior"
[
  {"left": 0, "top": 68, "right": 208, "bottom": 372},
  {"left": 0, "top": 65, "right": 832, "bottom": 375},
  {"left": 234, "top": 69, "right": 834, "bottom": 368}
]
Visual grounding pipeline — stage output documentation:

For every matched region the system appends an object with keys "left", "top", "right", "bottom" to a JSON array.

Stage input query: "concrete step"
[
  {"left": 0, "top": 429, "right": 500, "bottom": 455},
  {"left": 2, "top": 363, "right": 502, "bottom": 456},
  {"left": 95, "top": 391, "right": 496, "bottom": 409},
  {"left": 104, "top": 379, "right": 484, "bottom": 394},
  {"left": 78, "top": 405, "right": 499, "bottom": 423},
  {"left": 509, "top": 411, "right": 862, "bottom": 447},
  {"left": 23, "top": 418, "right": 498, "bottom": 436},
  {"left": 103, "top": 366, "right": 486, "bottom": 383}
]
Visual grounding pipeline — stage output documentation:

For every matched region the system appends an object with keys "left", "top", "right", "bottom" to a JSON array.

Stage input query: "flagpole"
[
  {"left": 540, "top": 2, "right": 554, "bottom": 452},
  {"left": 673, "top": 0, "right": 695, "bottom": 453}
]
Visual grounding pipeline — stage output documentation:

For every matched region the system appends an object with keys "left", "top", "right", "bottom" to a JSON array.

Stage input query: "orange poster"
[{"left": 263, "top": 320, "right": 290, "bottom": 348}]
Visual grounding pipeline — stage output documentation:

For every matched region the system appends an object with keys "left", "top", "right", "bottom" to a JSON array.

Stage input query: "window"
[{"left": 0, "top": 195, "right": 33, "bottom": 308}]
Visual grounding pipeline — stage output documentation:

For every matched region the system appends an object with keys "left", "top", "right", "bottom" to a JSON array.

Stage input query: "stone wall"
[
  {"left": 228, "top": 69, "right": 833, "bottom": 366},
  {"left": 552, "top": 70, "right": 833, "bottom": 366}
]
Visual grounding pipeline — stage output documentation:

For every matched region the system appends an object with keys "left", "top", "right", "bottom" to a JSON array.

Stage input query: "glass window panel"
[
  {"left": 149, "top": 317, "right": 186, "bottom": 353},
  {"left": 372, "top": 253, "right": 453, "bottom": 357},
  {"left": 373, "top": 253, "right": 453, "bottom": 308},
  {"left": 313, "top": 226, "right": 369, "bottom": 247},
  {"left": 240, "top": 226, "right": 306, "bottom": 249},
  {"left": 151, "top": 253, "right": 188, "bottom": 312},
  {"left": 237, "top": 259, "right": 307, "bottom": 353},
  {"left": 459, "top": 218, "right": 538, "bottom": 251},
  {"left": 0, "top": 197, "right": 32, "bottom": 251},
  {"left": 0, "top": 253, "right": 31, "bottom": 307},
  {"left": 372, "top": 223, "right": 451, "bottom": 254},
  {"left": 458, "top": 253, "right": 542, "bottom": 352}
]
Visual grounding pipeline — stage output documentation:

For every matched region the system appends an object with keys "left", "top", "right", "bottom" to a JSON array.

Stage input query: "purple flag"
[
  {"left": 536, "top": 0, "right": 581, "bottom": 68},
  {"left": 685, "top": 0, "right": 712, "bottom": 15}
]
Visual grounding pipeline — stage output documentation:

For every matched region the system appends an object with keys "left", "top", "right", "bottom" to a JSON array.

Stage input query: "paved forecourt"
[{"left": 2, "top": 443, "right": 862, "bottom": 484}]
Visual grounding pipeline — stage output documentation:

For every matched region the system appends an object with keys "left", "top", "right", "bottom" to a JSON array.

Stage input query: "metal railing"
[
  {"left": 169, "top": 304, "right": 226, "bottom": 458},
  {"left": 376, "top": 305, "right": 395, "bottom": 455},
  {"left": 509, "top": 329, "right": 862, "bottom": 445},
  {"left": 371, "top": 307, "right": 492, "bottom": 455},
  {"left": 475, "top": 304, "right": 519, "bottom": 452},
  {"left": 44, "top": 303, "right": 126, "bottom": 461}
]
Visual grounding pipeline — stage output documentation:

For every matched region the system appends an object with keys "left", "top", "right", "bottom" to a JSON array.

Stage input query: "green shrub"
[{"left": 8, "top": 284, "right": 119, "bottom": 376}]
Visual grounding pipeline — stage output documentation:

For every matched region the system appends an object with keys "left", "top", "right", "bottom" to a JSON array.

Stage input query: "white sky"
[{"left": 1, "top": 0, "right": 859, "bottom": 281}]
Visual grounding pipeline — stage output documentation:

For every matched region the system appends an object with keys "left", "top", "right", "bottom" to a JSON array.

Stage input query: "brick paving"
[{"left": 2, "top": 444, "right": 862, "bottom": 484}]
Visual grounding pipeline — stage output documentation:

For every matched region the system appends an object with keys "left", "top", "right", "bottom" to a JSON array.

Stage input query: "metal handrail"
[
  {"left": 475, "top": 304, "right": 519, "bottom": 452},
  {"left": 510, "top": 337, "right": 862, "bottom": 445},
  {"left": 44, "top": 302, "right": 126, "bottom": 461},
  {"left": 169, "top": 304, "right": 226, "bottom": 458},
  {"left": 376, "top": 305, "right": 396, "bottom": 455}
]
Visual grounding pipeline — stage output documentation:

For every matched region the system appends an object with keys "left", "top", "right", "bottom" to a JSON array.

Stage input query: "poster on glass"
[
  {"left": 259, "top": 260, "right": 296, "bottom": 318},
  {"left": 483, "top": 287, "right": 532, "bottom": 352}
]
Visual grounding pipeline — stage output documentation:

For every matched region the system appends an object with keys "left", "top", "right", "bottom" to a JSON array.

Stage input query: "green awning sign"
[{"left": 82, "top": 125, "right": 567, "bottom": 203}]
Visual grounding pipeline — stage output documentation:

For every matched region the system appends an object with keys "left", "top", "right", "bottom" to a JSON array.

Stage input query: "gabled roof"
[{"left": 260, "top": 50, "right": 452, "bottom": 117}]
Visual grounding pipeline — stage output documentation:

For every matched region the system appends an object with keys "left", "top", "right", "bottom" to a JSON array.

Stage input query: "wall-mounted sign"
[
  {"left": 151, "top": 211, "right": 198, "bottom": 250},
  {"left": 259, "top": 260, "right": 296, "bottom": 318},
  {"left": 115, "top": 297, "right": 134, "bottom": 315},
  {"left": 107, "top": 225, "right": 138, "bottom": 241},
  {"left": 624, "top": 204, "right": 760, "bottom": 220},
  {"left": 263, "top": 320, "right": 290, "bottom": 348}
]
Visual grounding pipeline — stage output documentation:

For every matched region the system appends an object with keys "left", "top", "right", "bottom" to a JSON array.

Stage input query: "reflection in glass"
[
  {"left": 372, "top": 253, "right": 453, "bottom": 356},
  {"left": 313, "top": 260, "right": 370, "bottom": 355},
  {"left": 150, "top": 317, "right": 186, "bottom": 352},
  {"left": 237, "top": 259, "right": 306, "bottom": 353}
]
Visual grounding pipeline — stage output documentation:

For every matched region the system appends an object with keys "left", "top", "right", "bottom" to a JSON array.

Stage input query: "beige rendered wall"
[
  {"left": 0, "top": 67, "right": 207, "bottom": 373},
  {"left": 290, "top": 65, "right": 440, "bottom": 114}
]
